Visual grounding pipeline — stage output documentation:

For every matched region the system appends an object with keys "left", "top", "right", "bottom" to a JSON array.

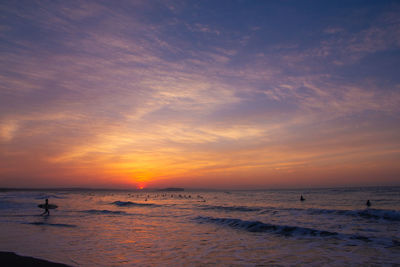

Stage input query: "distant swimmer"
[
  {"left": 366, "top": 200, "right": 371, "bottom": 207},
  {"left": 300, "top": 195, "right": 305, "bottom": 201}
]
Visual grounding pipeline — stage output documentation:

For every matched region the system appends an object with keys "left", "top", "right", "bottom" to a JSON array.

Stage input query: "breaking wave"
[
  {"left": 195, "top": 216, "right": 340, "bottom": 237},
  {"left": 196, "top": 216, "right": 400, "bottom": 246}
]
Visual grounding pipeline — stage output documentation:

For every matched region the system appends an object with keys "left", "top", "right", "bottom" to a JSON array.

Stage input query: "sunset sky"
[{"left": 1, "top": 0, "right": 399, "bottom": 189}]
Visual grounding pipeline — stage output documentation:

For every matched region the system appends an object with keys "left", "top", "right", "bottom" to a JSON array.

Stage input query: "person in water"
[
  {"left": 41, "top": 198, "right": 50, "bottom": 216},
  {"left": 300, "top": 195, "right": 305, "bottom": 201},
  {"left": 366, "top": 200, "right": 371, "bottom": 207}
]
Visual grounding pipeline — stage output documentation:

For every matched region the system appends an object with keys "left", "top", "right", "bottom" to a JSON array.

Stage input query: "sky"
[{"left": 0, "top": 0, "right": 399, "bottom": 189}]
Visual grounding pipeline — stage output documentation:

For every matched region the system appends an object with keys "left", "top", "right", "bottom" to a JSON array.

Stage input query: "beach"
[{"left": 0, "top": 251, "right": 71, "bottom": 267}]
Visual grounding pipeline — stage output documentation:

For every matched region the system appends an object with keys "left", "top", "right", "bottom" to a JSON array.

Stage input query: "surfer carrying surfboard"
[
  {"left": 41, "top": 199, "right": 50, "bottom": 216},
  {"left": 38, "top": 198, "right": 58, "bottom": 215}
]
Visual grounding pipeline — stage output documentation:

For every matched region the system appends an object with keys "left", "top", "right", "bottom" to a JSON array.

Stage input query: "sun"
[{"left": 137, "top": 183, "right": 146, "bottom": 190}]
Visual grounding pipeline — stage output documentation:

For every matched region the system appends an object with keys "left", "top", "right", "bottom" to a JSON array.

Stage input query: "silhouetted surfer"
[
  {"left": 366, "top": 200, "right": 371, "bottom": 207},
  {"left": 300, "top": 195, "right": 305, "bottom": 201},
  {"left": 41, "top": 199, "right": 50, "bottom": 216}
]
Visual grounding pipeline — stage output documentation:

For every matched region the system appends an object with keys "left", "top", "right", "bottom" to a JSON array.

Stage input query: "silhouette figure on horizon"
[
  {"left": 300, "top": 195, "right": 305, "bottom": 201},
  {"left": 366, "top": 200, "right": 371, "bottom": 207},
  {"left": 41, "top": 199, "right": 50, "bottom": 216}
]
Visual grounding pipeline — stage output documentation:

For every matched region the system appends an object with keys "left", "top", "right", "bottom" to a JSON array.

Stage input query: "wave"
[
  {"left": 195, "top": 216, "right": 340, "bottom": 237},
  {"left": 342, "top": 208, "right": 398, "bottom": 221},
  {"left": 25, "top": 222, "right": 77, "bottom": 227},
  {"left": 198, "top": 203, "right": 400, "bottom": 222},
  {"left": 81, "top": 209, "right": 127, "bottom": 215},
  {"left": 302, "top": 208, "right": 400, "bottom": 221},
  {"left": 111, "top": 201, "right": 157, "bottom": 207},
  {"left": 259, "top": 207, "right": 400, "bottom": 221},
  {"left": 199, "top": 204, "right": 261, "bottom": 212},
  {"left": 195, "top": 216, "right": 397, "bottom": 245}
]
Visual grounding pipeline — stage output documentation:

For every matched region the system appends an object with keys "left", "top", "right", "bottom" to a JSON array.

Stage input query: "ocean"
[{"left": 0, "top": 187, "right": 399, "bottom": 266}]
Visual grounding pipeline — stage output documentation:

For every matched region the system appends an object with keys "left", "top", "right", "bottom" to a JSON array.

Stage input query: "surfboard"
[{"left": 38, "top": 204, "right": 58, "bottom": 209}]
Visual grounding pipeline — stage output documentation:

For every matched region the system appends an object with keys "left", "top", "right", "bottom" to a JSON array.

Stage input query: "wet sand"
[{"left": 0, "top": 251, "right": 71, "bottom": 267}]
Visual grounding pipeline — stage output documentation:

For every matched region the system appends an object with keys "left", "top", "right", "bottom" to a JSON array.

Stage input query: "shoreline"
[{"left": 0, "top": 251, "right": 72, "bottom": 267}]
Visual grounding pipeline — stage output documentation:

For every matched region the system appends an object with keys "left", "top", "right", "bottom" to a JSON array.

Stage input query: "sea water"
[{"left": 0, "top": 187, "right": 399, "bottom": 266}]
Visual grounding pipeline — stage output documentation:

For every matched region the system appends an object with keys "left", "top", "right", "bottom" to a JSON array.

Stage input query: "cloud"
[
  {"left": 0, "top": 1, "right": 399, "bottom": 187},
  {"left": 0, "top": 120, "right": 18, "bottom": 142}
]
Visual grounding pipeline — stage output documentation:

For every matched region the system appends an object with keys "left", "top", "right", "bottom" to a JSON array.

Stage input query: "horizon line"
[{"left": 1, "top": 184, "right": 399, "bottom": 192}]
